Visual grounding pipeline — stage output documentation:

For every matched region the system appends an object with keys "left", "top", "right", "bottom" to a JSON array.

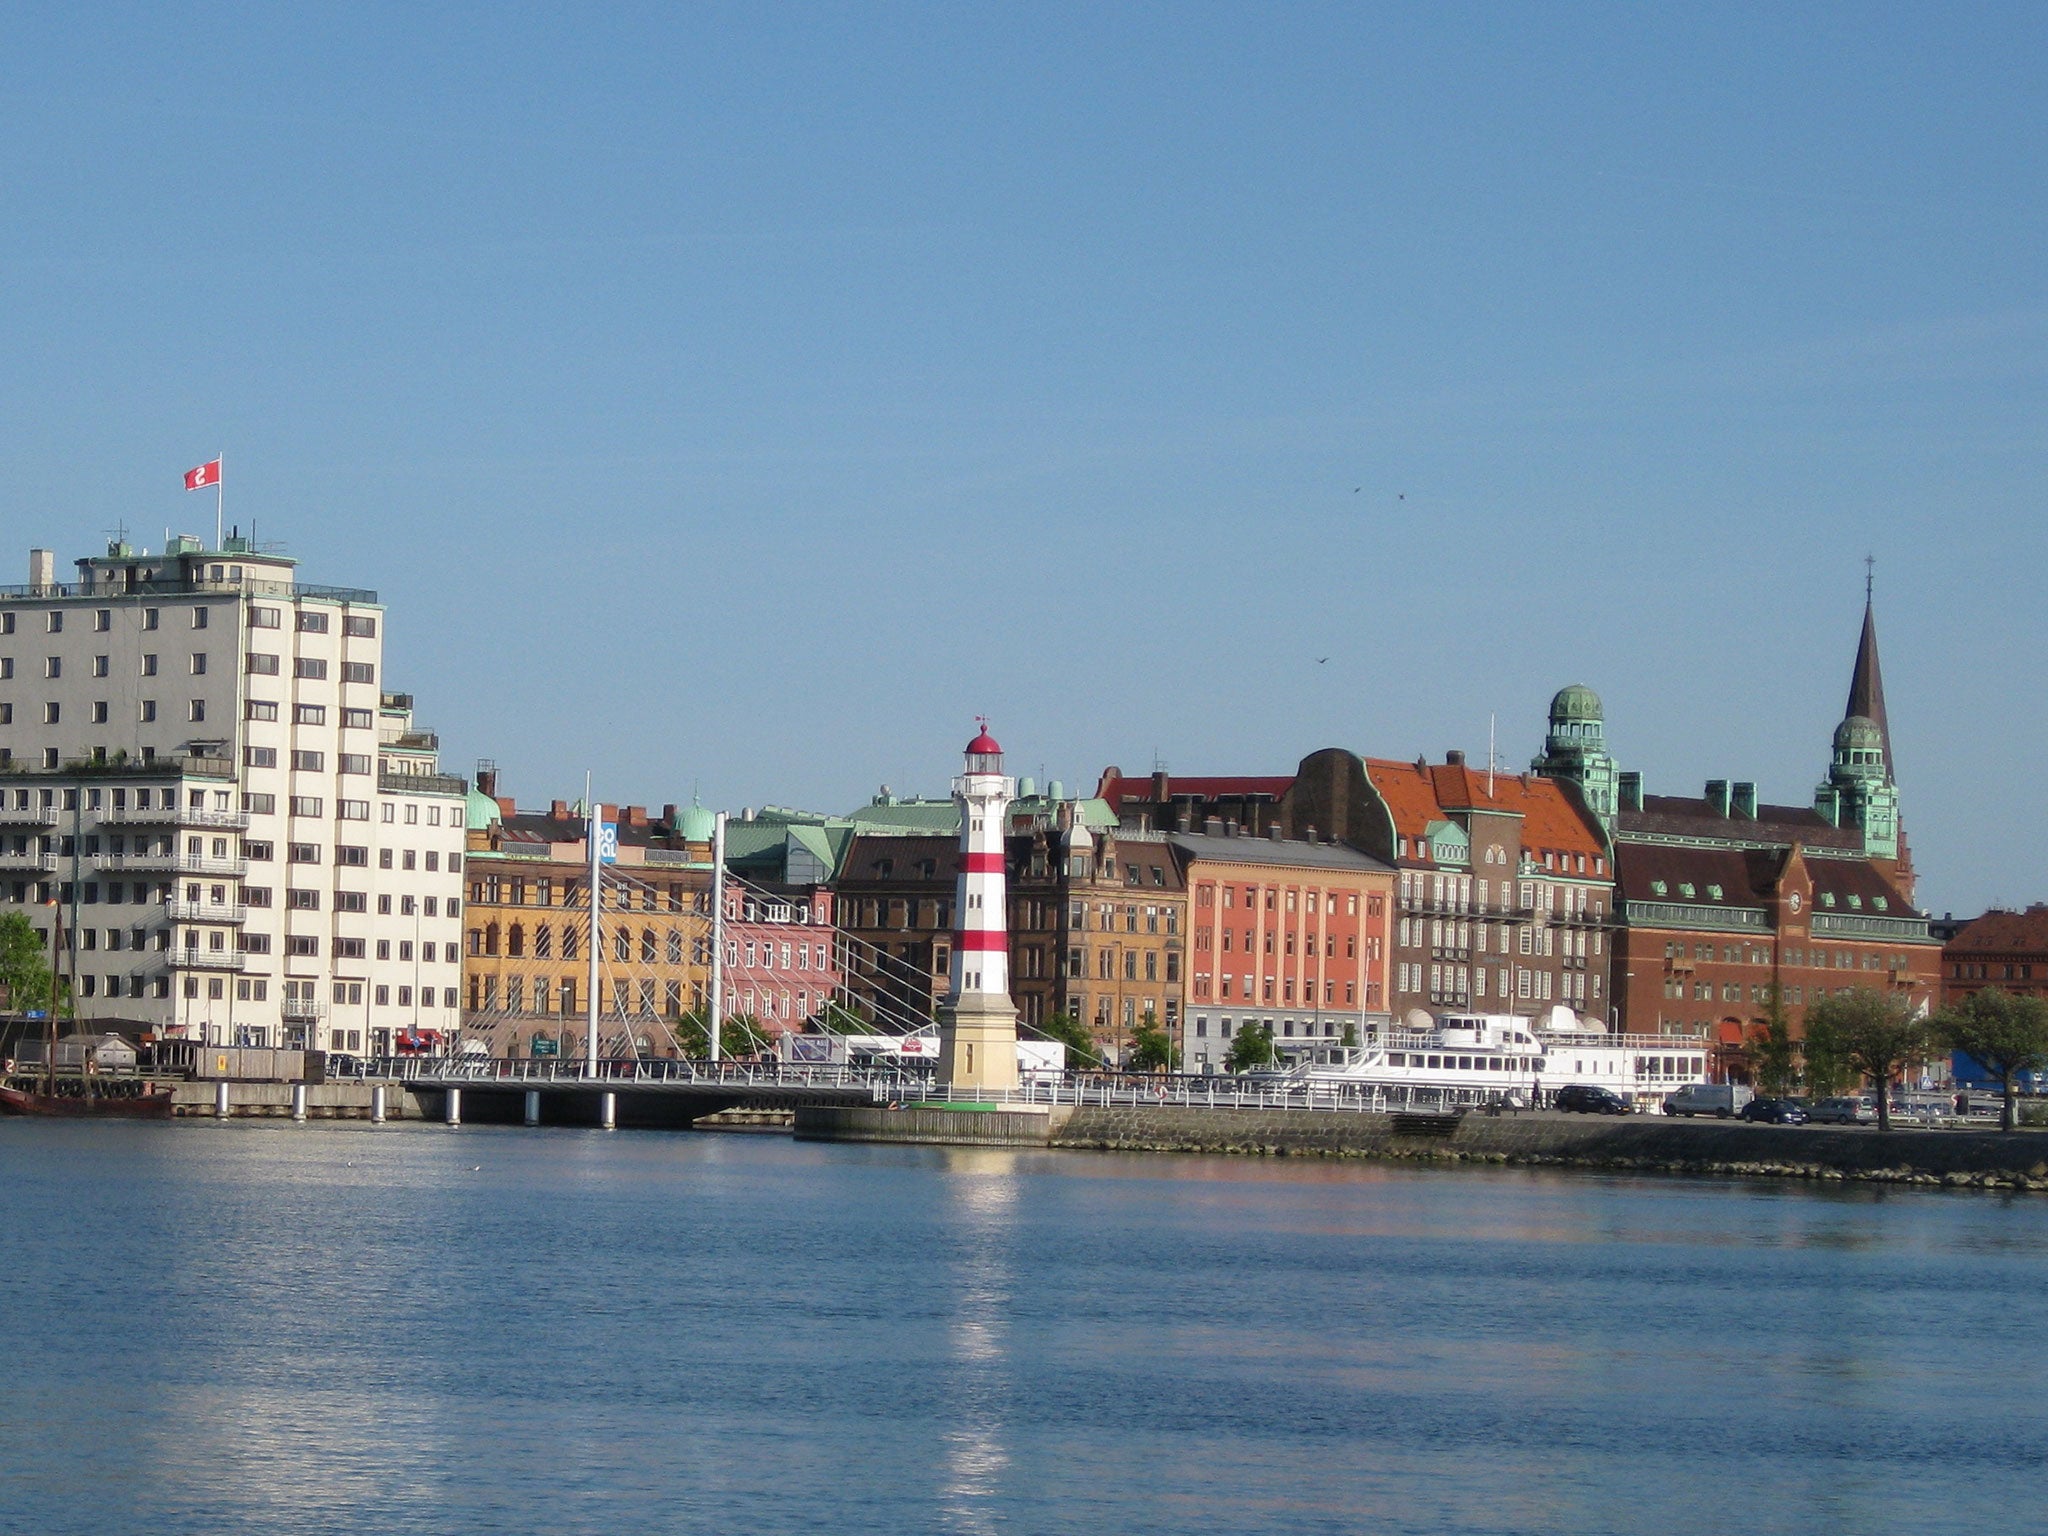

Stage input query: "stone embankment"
[
  {"left": 1050, "top": 1108, "right": 2048, "bottom": 1190},
  {"left": 796, "top": 1104, "right": 2048, "bottom": 1190}
]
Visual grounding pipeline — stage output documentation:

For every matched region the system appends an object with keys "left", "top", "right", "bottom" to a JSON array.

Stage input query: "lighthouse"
[{"left": 937, "top": 720, "right": 1021, "bottom": 1091}]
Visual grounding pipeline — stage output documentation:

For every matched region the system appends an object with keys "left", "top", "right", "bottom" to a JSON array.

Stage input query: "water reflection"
[{"left": 937, "top": 1148, "right": 1020, "bottom": 1535}]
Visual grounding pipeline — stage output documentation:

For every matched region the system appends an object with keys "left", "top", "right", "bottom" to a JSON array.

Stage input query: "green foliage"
[
  {"left": 1129, "top": 1009, "right": 1177, "bottom": 1072},
  {"left": 675, "top": 1007, "right": 770, "bottom": 1059},
  {"left": 1341, "top": 1020, "right": 1359, "bottom": 1050},
  {"left": 1225, "top": 1021, "right": 1276, "bottom": 1074},
  {"left": 814, "top": 999, "right": 870, "bottom": 1035},
  {"left": 1037, "top": 1011, "right": 1102, "bottom": 1069},
  {"left": 1750, "top": 989, "right": 1800, "bottom": 1095},
  {"left": 1804, "top": 987, "right": 1935, "bottom": 1133},
  {"left": 1934, "top": 988, "right": 2048, "bottom": 1132},
  {"left": 0, "top": 912, "right": 52, "bottom": 1015}
]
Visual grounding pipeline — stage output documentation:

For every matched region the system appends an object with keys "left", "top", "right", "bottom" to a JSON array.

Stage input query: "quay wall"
[
  {"left": 1047, "top": 1109, "right": 2048, "bottom": 1189},
  {"left": 794, "top": 1105, "right": 1065, "bottom": 1147},
  {"left": 168, "top": 1081, "right": 432, "bottom": 1119}
]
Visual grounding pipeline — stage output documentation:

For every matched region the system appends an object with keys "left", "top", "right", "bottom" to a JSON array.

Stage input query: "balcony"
[
  {"left": 104, "top": 806, "right": 250, "bottom": 831},
  {"left": 378, "top": 770, "right": 466, "bottom": 797},
  {"left": 0, "top": 850, "right": 59, "bottom": 873},
  {"left": 101, "top": 852, "right": 247, "bottom": 878},
  {"left": 281, "top": 997, "right": 327, "bottom": 1022},
  {"left": 167, "top": 900, "right": 248, "bottom": 925},
  {"left": 172, "top": 947, "right": 247, "bottom": 972},
  {"left": 0, "top": 807, "right": 59, "bottom": 828}
]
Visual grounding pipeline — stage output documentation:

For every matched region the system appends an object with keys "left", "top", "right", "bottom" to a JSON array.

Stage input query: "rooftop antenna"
[
  {"left": 1488, "top": 712, "right": 1497, "bottom": 797},
  {"left": 1864, "top": 552, "right": 1875, "bottom": 604}
]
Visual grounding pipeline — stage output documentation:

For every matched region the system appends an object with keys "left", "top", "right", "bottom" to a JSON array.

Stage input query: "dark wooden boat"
[{"left": 0, "top": 1082, "right": 176, "bottom": 1119}]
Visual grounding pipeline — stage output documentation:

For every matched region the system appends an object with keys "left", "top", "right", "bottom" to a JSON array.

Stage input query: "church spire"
[{"left": 1845, "top": 557, "right": 1894, "bottom": 784}]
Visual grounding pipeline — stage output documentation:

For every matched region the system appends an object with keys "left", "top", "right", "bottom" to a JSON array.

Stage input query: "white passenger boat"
[{"left": 1280, "top": 1007, "right": 1711, "bottom": 1110}]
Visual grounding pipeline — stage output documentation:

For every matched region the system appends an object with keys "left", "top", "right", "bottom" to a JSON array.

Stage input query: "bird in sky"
[{"left": 1317, "top": 657, "right": 1329, "bottom": 665}]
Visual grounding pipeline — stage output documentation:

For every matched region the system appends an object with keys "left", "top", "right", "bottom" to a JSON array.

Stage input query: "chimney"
[
  {"left": 662, "top": 803, "right": 678, "bottom": 828},
  {"left": 1446, "top": 749, "right": 1465, "bottom": 767},
  {"left": 1618, "top": 772, "right": 1643, "bottom": 812},
  {"left": 475, "top": 765, "right": 498, "bottom": 797},
  {"left": 1223, "top": 819, "right": 1239, "bottom": 837},
  {"left": 1204, "top": 817, "right": 1224, "bottom": 836},
  {"left": 550, "top": 799, "right": 570, "bottom": 821},
  {"left": 1267, "top": 824, "right": 1282, "bottom": 840},
  {"left": 1706, "top": 779, "right": 1731, "bottom": 817},
  {"left": 1304, "top": 825, "right": 1317, "bottom": 844},
  {"left": 1731, "top": 781, "right": 1757, "bottom": 820},
  {"left": 28, "top": 548, "right": 53, "bottom": 591},
  {"left": 1176, "top": 809, "right": 1192, "bottom": 833},
  {"left": 1151, "top": 769, "right": 1170, "bottom": 821},
  {"left": 627, "top": 805, "right": 647, "bottom": 827}
]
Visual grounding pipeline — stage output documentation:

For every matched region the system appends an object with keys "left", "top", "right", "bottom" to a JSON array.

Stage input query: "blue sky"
[{"left": 1, "top": 3, "right": 2041, "bottom": 916}]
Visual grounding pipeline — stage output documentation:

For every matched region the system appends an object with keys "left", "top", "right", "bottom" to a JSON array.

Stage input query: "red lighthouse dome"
[{"left": 965, "top": 719, "right": 1003, "bottom": 772}]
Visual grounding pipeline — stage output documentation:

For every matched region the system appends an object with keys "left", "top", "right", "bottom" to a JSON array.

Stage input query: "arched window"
[
  {"left": 641, "top": 929, "right": 657, "bottom": 963},
  {"left": 508, "top": 923, "right": 525, "bottom": 958},
  {"left": 666, "top": 930, "right": 683, "bottom": 964},
  {"left": 614, "top": 930, "right": 630, "bottom": 962}
]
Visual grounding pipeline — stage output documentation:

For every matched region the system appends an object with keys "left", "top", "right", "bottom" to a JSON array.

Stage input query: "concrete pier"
[
  {"left": 600, "top": 1091, "right": 617, "bottom": 1130},
  {"left": 445, "top": 1087, "right": 462, "bottom": 1126},
  {"left": 291, "top": 1084, "right": 307, "bottom": 1122},
  {"left": 524, "top": 1091, "right": 541, "bottom": 1126}
]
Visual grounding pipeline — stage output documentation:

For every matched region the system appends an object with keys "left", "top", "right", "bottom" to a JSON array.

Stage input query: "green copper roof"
[
  {"left": 466, "top": 784, "right": 502, "bottom": 832},
  {"left": 1549, "top": 683, "right": 1603, "bottom": 722}
]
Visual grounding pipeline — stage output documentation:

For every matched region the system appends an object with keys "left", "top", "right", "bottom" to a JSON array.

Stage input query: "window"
[
  {"left": 297, "top": 611, "right": 329, "bottom": 633},
  {"left": 141, "top": 653, "right": 158, "bottom": 676},
  {"left": 244, "top": 840, "right": 274, "bottom": 861},
  {"left": 0, "top": 659, "right": 9, "bottom": 680},
  {"left": 250, "top": 606, "right": 281, "bottom": 629},
  {"left": 142, "top": 608, "right": 158, "bottom": 630},
  {"left": 92, "top": 654, "right": 109, "bottom": 677},
  {"left": 289, "top": 796, "right": 322, "bottom": 817},
  {"left": 287, "top": 889, "right": 320, "bottom": 910},
  {"left": 44, "top": 656, "right": 60, "bottom": 678},
  {"left": 335, "top": 891, "right": 367, "bottom": 913},
  {"left": 192, "top": 608, "right": 208, "bottom": 629},
  {"left": 43, "top": 702, "right": 59, "bottom": 724},
  {"left": 246, "top": 700, "right": 278, "bottom": 721},
  {"left": 291, "top": 750, "right": 325, "bottom": 772},
  {"left": 294, "top": 658, "right": 327, "bottom": 680},
  {"left": 289, "top": 843, "right": 321, "bottom": 863},
  {"left": 91, "top": 701, "right": 108, "bottom": 724},
  {"left": 243, "top": 792, "right": 275, "bottom": 815},
  {"left": 337, "top": 799, "right": 369, "bottom": 820},
  {"left": 342, "top": 707, "right": 372, "bottom": 730},
  {"left": 333, "top": 937, "right": 365, "bottom": 958},
  {"left": 344, "top": 614, "right": 377, "bottom": 637},
  {"left": 247, "top": 652, "right": 279, "bottom": 675},
  {"left": 341, "top": 661, "right": 374, "bottom": 684},
  {"left": 336, "top": 845, "right": 368, "bottom": 867},
  {"left": 46, "top": 611, "right": 61, "bottom": 633},
  {"left": 294, "top": 704, "right": 326, "bottom": 725},
  {"left": 339, "top": 753, "right": 370, "bottom": 775},
  {"left": 187, "top": 700, "right": 206, "bottom": 722},
  {"left": 189, "top": 653, "right": 207, "bottom": 675}
]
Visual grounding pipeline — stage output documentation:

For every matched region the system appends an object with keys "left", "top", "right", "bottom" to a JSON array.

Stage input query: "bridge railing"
[
  {"left": 891, "top": 1078, "right": 1402, "bottom": 1114},
  {"left": 379, "top": 1056, "right": 926, "bottom": 1094}
]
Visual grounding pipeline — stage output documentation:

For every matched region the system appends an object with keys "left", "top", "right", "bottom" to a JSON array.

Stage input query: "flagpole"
[{"left": 215, "top": 451, "right": 224, "bottom": 550}]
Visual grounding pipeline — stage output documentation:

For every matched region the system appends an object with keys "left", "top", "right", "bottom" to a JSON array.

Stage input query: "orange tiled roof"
[{"left": 1362, "top": 759, "right": 1604, "bottom": 859}]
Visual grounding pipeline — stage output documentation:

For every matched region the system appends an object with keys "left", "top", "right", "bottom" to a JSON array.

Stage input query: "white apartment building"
[{"left": 0, "top": 536, "right": 465, "bottom": 1053}]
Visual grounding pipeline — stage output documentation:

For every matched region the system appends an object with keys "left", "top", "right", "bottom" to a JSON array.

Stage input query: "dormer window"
[
  {"left": 1678, "top": 883, "right": 1696, "bottom": 899},
  {"left": 1847, "top": 894, "right": 1862, "bottom": 910},
  {"left": 1820, "top": 892, "right": 1836, "bottom": 907},
  {"left": 1706, "top": 884, "right": 1723, "bottom": 900},
  {"left": 876, "top": 859, "right": 894, "bottom": 878},
  {"left": 1873, "top": 897, "right": 1889, "bottom": 911},
  {"left": 1650, "top": 880, "right": 1668, "bottom": 896}
]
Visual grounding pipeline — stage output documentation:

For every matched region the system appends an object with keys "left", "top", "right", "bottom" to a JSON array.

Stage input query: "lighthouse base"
[{"left": 936, "top": 995, "right": 1021, "bottom": 1093}]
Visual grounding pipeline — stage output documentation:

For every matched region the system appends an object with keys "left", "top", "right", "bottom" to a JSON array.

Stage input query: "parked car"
[
  {"left": 1810, "top": 1095, "right": 1876, "bottom": 1124},
  {"left": 1555, "top": 1083, "right": 1634, "bottom": 1115},
  {"left": 1663, "top": 1082, "right": 1754, "bottom": 1118},
  {"left": 1740, "top": 1096, "right": 1810, "bottom": 1125}
]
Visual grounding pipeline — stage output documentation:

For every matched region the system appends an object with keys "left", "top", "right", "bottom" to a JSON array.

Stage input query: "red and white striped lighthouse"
[{"left": 937, "top": 719, "right": 1020, "bottom": 1090}]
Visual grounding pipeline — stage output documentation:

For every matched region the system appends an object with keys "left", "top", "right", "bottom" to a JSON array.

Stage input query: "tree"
[
  {"left": 1225, "top": 1020, "right": 1276, "bottom": 1074},
  {"left": 1750, "top": 988, "right": 1800, "bottom": 1096},
  {"left": 1037, "top": 1011, "right": 1102, "bottom": 1070},
  {"left": 1934, "top": 988, "right": 2048, "bottom": 1133},
  {"left": 1129, "top": 1009, "right": 1177, "bottom": 1073},
  {"left": 676, "top": 1007, "right": 770, "bottom": 1060},
  {"left": 1803, "top": 988, "right": 1934, "bottom": 1133},
  {"left": 0, "top": 912, "right": 52, "bottom": 1016}
]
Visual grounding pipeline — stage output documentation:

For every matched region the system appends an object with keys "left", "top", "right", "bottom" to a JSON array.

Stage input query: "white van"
[{"left": 1663, "top": 1083, "right": 1754, "bottom": 1118}]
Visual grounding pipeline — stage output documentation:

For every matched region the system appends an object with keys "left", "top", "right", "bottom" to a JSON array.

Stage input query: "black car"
[
  {"left": 1739, "top": 1096, "right": 1810, "bottom": 1125},
  {"left": 1555, "top": 1083, "right": 1633, "bottom": 1115}
]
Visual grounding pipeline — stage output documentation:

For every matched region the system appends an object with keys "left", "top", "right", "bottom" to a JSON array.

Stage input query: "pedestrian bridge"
[{"left": 386, "top": 1058, "right": 914, "bottom": 1129}]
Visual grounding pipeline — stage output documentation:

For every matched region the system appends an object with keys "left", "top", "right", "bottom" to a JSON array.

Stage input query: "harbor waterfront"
[{"left": 3, "top": 1119, "right": 2045, "bottom": 1536}]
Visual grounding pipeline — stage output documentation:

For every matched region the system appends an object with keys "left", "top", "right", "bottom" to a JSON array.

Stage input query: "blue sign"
[
  {"left": 24, "top": 1010, "right": 47, "bottom": 1020},
  {"left": 597, "top": 822, "right": 619, "bottom": 864}
]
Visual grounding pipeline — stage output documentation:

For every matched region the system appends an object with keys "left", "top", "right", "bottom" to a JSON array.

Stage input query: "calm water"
[{"left": 2, "top": 1122, "right": 2044, "bottom": 1536}]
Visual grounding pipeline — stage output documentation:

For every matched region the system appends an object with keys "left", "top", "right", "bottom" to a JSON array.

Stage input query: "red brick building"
[{"left": 1941, "top": 908, "right": 2048, "bottom": 1008}]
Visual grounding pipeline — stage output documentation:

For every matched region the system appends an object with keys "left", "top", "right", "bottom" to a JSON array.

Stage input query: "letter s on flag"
[{"left": 184, "top": 459, "right": 221, "bottom": 491}]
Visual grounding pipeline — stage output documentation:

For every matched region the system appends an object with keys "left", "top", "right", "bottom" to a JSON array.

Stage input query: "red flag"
[{"left": 183, "top": 459, "right": 221, "bottom": 491}]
